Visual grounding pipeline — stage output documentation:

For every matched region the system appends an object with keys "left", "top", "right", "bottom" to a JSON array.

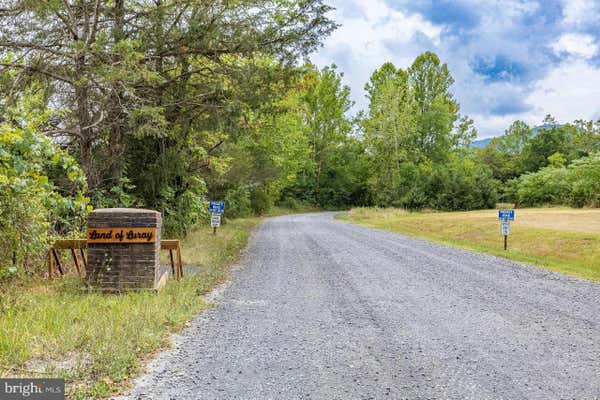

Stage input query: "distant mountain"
[
  {"left": 470, "top": 137, "right": 493, "bottom": 148},
  {"left": 531, "top": 124, "right": 560, "bottom": 135},
  {"left": 469, "top": 124, "right": 561, "bottom": 149}
]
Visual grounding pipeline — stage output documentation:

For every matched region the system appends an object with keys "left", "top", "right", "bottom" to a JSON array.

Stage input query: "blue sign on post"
[
  {"left": 209, "top": 201, "right": 225, "bottom": 214},
  {"left": 498, "top": 209, "right": 515, "bottom": 221}
]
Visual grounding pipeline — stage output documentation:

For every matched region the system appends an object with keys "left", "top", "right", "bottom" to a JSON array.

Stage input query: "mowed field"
[{"left": 339, "top": 208, "right": 600, "bottom": 281}]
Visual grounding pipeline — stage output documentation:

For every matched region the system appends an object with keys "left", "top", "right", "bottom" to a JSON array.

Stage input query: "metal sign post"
[
  {"left": 500, "top": 220, "right": 510, "bottom": 250},
  {"left": 498, "top": 210, "right": 514, "bottom": 251},
  {"left": 211, "top": 213, "right": 221, "bottom": 234},
  {"left": 209, "top": 201, "right": 225, "bottom": 235}
]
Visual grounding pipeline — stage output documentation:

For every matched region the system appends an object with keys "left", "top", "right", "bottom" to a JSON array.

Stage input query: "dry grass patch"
[{"left": 339, "top": 207, "right": 600, "bottom": 281}]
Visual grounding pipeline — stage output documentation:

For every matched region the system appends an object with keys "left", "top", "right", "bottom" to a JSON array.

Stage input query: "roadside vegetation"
[
  {"left": 340, "top": 208, "right": 600, "bottom": 281},
  {"left": 0, "top": 217, "right": 259, "bottom": 399}
]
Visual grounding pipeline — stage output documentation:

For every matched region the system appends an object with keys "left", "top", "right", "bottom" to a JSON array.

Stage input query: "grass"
[
  {"left": 338, "top": 207, "right": 600, "bottom": 281},
  {"left": 0, "top": 216, "right": 260, "bottom": 399}
]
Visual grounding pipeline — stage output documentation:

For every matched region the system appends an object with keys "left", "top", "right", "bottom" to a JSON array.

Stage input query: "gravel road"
[{"left": 120, "top": 212, "right": 600, "bottom": 400}]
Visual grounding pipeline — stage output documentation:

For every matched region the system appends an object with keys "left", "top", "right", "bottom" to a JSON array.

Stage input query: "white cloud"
[
  {"left": 311, "top": 0, "right": 442, "bottom": 111},
  {"left": 469, "top": 60, "right": 600, "bottom": 135},
  {"left": 551, "top": 33, "right": 598, "bottom": 59},
  {"left": 493, "top": 0, "right": 540, "bottom": 18},
  {"left": 318, "top": 0, "right": 441, "bottom": 61},
  {"left": 526, "top": 59, "right": 600, "bottom": 123},
  {"left": 562, "top": 0, "right": 599, "bottom": 26},
  {"left": 311, "top": 0, "right": 600, "bottom": 137},
  {"left": 470, "top": 114, "right": 525, "bottom": 137}
]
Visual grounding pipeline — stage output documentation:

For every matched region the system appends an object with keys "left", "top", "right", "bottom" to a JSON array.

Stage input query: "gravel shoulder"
[{"left": 118, "top": 212, "right": 600, "bottom": 400}]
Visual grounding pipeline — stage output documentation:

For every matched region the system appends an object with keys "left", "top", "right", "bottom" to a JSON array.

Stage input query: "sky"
[{"left": 310, "top": 0, "right": 600, "bottom": 138}]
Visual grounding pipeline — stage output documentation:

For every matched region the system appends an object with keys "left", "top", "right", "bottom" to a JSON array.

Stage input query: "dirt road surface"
[{"left": 120, "top": 213, "right": 600, "bottom": 399}]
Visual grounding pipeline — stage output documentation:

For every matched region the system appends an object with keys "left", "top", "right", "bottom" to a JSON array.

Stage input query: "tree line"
[
  {"left": 1, "top": 1, "right": 599, "bottom": 275},
  {"left": 360, "top": 55, "right": 600, "bottom": 211}
]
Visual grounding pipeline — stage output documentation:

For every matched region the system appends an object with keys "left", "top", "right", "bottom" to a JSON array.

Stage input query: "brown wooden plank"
[
  {"left": 71, "top": 248, "right": 82, "bottom": 277},
  {"left": 54, "top": 239, "right": 87, "bottom": 249},
  {"left": 177, "top": 242, "right": 184, "bottom": 279},
  {"left": 48, "top": 249, "right": 54, "bottom": 279},
  {"left": 52, "top": 249, "right": 64, "bottom": 276},
  {"left": 161, "top": 239, "right": 179, "bottom": 250},
  {"left": 80, "top": 248, "right": 87, "bottom": 270},
  {"left": 169, "top": 249, "right": 176, "bottom": 276}
]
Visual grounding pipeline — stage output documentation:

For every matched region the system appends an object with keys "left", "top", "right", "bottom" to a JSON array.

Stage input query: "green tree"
[
  {"left": 363, "top": 63, "right": 417, "bottom": 204},
  {"left": 295, "top": 65, "right": 354, "bottom": 206},
  {"left": 363, "top": 53, "right": 485, "bottom": 209},
  {"left": 0, "top": 0, "right": 336, "bottom": 234},
  {"left": 0, "top": 89, "right": 88, "bottom": 275},
  {"left": 571, "top": 119, "right": 600, "bottom": 158},
  {"left": 209, "top": 66, "right": 314, "bottom": 216},
  {"left": 408, "top": 51, "right": 459, "bottom": 162},
  {"left": 521, "top": 120, "right": 575, "bottom": 172},
  {"left": 498, "top": 120, "right": 532, "bottom": 155},
  {"left": 477, "top": 120, "right": 532, "bottom": 181}
]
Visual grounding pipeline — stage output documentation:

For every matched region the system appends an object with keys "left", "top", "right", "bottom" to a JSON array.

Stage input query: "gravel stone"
[{"left": 117, "top": 212, "right": 600, "bottom": 400}]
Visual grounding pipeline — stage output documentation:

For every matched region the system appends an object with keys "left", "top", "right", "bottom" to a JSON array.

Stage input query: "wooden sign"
[{"left": 86, "top": 228, "right": 157, "bottom": 243}]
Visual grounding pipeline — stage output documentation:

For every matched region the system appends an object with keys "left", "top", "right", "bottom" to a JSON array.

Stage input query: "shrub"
[
  {"left": 0, "top": 94, "right": 88, "bottom": 276},
  {"left": 427, "top": 159, "right": 495, "bottom": 210},
  {"left": 163, "top": 180, "right": 207, "bottom": 237},
  {"left": 514, "top": 152, "right": 600, "bottom": 207},
  {"left": 250, "top": 185, "right": 274, "bottom": 215},
  {"left": 278, "top": 196, "right": 303, "bottom": 210},
  {"left": 224, "top": 186, "right": 253, "bottom": 218},
  {"left": 569, "top": 153, "right": 600, "bottom": 207},
  {"left": 516, "top": 168, "right": 570, "bottom": 207},
  {"left": 381, "top": 157, "right": 498, "bottom": 211}
]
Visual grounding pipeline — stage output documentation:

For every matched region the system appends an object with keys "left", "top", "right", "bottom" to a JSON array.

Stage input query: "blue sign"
[
  {"left": 209, "top": 201, "right": 225, "bottom": 214},
  {"left": 498, "top": 209, "right": 515, "bottom": 221}
]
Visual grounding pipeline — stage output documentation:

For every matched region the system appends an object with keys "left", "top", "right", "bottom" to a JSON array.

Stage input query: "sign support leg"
[
  {"left": 71, "top": 248, "right": 82, "bottom": 277},
  {"left": 80, "top": 248, "right": 87, "bottom": 270},
  {"left": 177, "top": 242, "right": 183, "bottom": 279},
  {"left": 52, "top": 248, "right": 64, "bottom": 275},
  {"left": 504, "top": 235, "right": 508, "bottom": 251},
  {"left": 48, "top": 249, "right": 54, "bottom": 279},
  {"left": 169, "top": 249, "right": 176, "bottom": 276}
]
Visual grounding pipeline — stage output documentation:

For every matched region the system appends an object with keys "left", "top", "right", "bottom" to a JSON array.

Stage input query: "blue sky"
[{"left": 310, "top": 0, "right": 600, "bottom": 137}]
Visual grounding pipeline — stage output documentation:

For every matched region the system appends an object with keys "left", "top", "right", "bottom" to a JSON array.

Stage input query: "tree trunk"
[
  {"left": 108, "top": 0, "right": 125, "bottom": 185},
  {"left": 75, "top": 53, "right": 95, "bottom": 189}
]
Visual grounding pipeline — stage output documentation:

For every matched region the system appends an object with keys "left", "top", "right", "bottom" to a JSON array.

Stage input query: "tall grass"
[{"left": 0, "top": 217, "right": 259, "bottom": 399}]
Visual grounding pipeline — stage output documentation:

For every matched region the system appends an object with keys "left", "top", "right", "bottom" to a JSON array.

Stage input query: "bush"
[
  {"left": 277, "top": 196, "right": 304, "bottom": 210},
  {"left": 428, "top": 158, "right": 498, "bottom": 211},
  {"left": 250, "top": 186, "right": 274, "bottom": 215},
  {"left": 163, "top": 181, "right": 207, "bottom": 237},
  {"left": 224, "top": 186, "right": 253, "bottom": 218},
  {"left": 0, "top": 94, "right": 88, "bottom": 276},
  {"left": 515, "top": 152, "right": 600, "bottom": 207},
  {"left": 516, "top": 167, "right": 570, "bottom": 207},
  {"left": 372, "top": 156, "right": 498, "bottom": 211},
  {"left": 569, "top": 153, "right": 600, "bottom": 207}
]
